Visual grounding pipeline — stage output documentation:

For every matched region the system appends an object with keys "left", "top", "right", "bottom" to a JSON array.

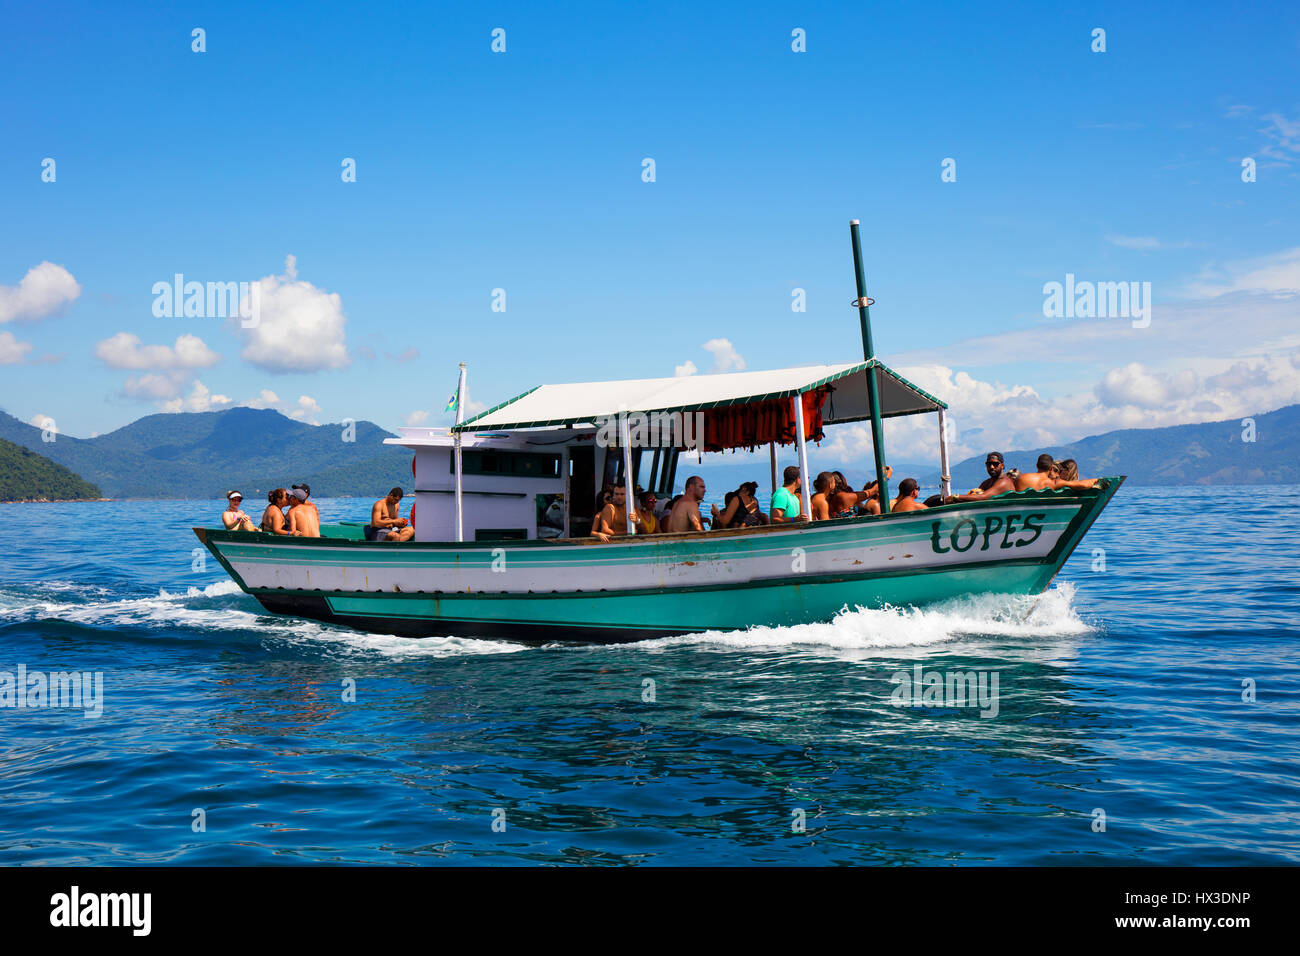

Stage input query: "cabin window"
[
  {"left": 453, "top": 451, "right": 561, "bottom": 479},
  {"left": 474, "top": 528, "right": 528, "bottom": 541}
]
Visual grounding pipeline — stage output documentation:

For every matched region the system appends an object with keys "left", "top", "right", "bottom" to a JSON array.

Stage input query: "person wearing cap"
[
  {"left": 287, "top": 485, "right": 321, "bottom": 537},
  {"left": 944, "top": 452, "right": 1018, "bottom": 503},
  {"left": 221, "top": 491, "right": 257, "bottom": 531}
]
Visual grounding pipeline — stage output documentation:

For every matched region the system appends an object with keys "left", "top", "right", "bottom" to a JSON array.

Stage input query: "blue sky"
[{"left": 2, "top": 0, "right": 1298, "bottom": 464}]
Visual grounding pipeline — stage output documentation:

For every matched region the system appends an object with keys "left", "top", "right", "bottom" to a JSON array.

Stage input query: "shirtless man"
[
  {"left": 370, "top": 487, "right": 415, "bottom": 541},
  {"left": 810, "top": 472, "right": 834, "bottom": 521},
  {"left": 1014, "top": 454, "right": 1060, "bottom": 491},
  {"left": 287, "top": 486, "right": 320, "bottom": 537},
  {"left": 664, "top": 476, "right": 708, "bottom": 533},
  {"left": 221, "top": 491, "right": 257, "bottom": 531},
  {"left": 261, "top": 488, "right": 291, "bottom": 534},
  {"left": 891, "top": 478, "right": 928, "bottom": 512},
  {"left": 945, "top": 452, "right": 1018, "bottom": 503},
  {"left": 590, "top": 481, "right": 648, "bottom": 542}
]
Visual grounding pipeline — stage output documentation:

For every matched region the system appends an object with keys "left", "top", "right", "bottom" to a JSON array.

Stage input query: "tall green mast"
[{"left": 849, "top": 219, "right": 891, "bottom": 514}]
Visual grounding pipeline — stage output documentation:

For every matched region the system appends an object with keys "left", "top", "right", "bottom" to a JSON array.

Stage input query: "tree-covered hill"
[{"left": 0, "top": 437, "right": 103, "bottom": 501}]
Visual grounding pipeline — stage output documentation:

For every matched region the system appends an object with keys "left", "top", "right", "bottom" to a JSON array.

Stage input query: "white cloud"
[
  {"left": 1184, "top": 247, "right": 1300, "bottom": 298},
  {"left": 160, "top": 380, "right": 234, "bottom": 414},
  {"left": 702, "top": 338, "right": 746, "bottom": 372},
  {"left": 1105, "top": 234, "right": 1161, "bottom": 250},
  {"left": 122, "top": 372, "right": 189, "bottom": 402},
  {"left": 238, "top": 255, "right": 349, "bottom": 373},
  {"left": 239, "top": 388, "right": 322, "bottom": 423},
  {"left": 27, "top": 413, "right": 57, "bottom": 433},
  {"left": 404, "top": 410, "right": 429, "bottom": 426},
  {"left": 1094, "top": 363, "right": 1200, "bottom": 409},
  {"left": 0, "top": 330, "right": 33, "bottom": 364},
  {"left": 1104, "top": 234, "right": 1195, "bottom": 251},
  {"left": 0, "top": 262, "right": 81, "bottom": 323},
  {"left": 674, "top": 360, "right": 698, "bottom": 377},
  {"left": 1258, "top": 112, "right": 1300, "bottom": 164},
  {"left": 814, "top": 352, "right": 1300, "bottom": 468},
  {"left": 95, "top": 332, "right": 220, "bottom": 370}
]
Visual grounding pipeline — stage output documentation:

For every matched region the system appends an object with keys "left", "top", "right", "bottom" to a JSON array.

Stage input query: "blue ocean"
[{"left": 1, "top": 486, "right": 1297, "bottom": 865}]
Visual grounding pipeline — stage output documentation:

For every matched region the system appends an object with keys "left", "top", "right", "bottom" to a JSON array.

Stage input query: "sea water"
[{"left": 0, "top": 487, "right": 1297, "bottom": 864}]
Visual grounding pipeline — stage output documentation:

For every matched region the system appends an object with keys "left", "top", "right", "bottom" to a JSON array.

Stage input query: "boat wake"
[
  {"left": 0, "top": 578, "right": 527, "bottom": 659},
  {"left": 628, "top": 583, "right": 1095, "bottom": 655}
]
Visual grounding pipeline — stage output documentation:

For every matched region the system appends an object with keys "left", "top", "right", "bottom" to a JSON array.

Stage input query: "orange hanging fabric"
[{"left": 702, "top": 387, "right": 828, "bottom": 452}]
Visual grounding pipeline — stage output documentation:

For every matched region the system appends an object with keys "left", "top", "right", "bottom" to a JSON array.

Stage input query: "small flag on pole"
[{"left": 444, "top": 392, "right": 458, "bottom": 412}]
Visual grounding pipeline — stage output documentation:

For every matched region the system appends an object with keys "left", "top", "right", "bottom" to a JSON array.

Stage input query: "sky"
[{"left": 2, "top": 0, "right": 1299, "bottom": 467}]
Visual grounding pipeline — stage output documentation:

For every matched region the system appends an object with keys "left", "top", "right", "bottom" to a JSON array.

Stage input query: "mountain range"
[
  {"left": 0, "top": 402, "right": 1293, "bottom": 501},
  {"left": 0, "top": 407, "right": 412, "bottom": 499}
]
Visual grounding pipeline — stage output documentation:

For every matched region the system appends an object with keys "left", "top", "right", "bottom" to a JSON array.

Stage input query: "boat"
[{"left": 195, "top": 223, "right": 1123, "bottom": 643}]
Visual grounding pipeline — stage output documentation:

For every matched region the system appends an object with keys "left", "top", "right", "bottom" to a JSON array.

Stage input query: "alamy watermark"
[
  {"left": 1042, "top": 273, "right": 1151, "bottom": 328},
  {"left": 1, "top": 664, "right": 103, "bottom": 718},
  {"left": 889, "top": 664, "right": 999, "bottom": 718},
  {"left": 152, "top": 274, "right": 260, "bottom": 327},
  {"left": 595, "top": 410, "right": 705, "bottom": 450}
]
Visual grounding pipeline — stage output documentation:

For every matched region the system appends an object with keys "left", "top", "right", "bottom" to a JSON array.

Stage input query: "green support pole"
[{"left": 850, "top": 219, "right": 891, "bottom": 514}]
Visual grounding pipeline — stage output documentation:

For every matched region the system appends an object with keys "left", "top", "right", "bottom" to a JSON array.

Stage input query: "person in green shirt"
[{"left": 770, "top": 466, "right": 806, "bottom": 523}]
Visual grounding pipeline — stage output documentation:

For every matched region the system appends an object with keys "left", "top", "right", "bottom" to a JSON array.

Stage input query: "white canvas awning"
[{"left": 453, "top": 359, "right": 946, "bottom": 432}]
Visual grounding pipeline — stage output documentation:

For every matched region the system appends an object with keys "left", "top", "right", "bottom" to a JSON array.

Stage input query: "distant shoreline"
[{"left": 1, "top": 497, "right": 115, "bottom": 504}]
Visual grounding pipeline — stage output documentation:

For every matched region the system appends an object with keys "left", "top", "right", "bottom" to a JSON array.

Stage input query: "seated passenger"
[
  {"left": 891, "top": 478, "right": 928, "bottom": 512},
  {"left": 639, "top": 492, "right": 659, "bottom": 534},
  {"left": 261, "top": 488, "right": 291, "bottom": 534},
  {"left": 1054, "top": 458, "right": 1099, "bottom": 489},
  {"left": 287, "top": 487, "right": 321, "bottom": 537},
  {"left": 370, "top": 487, "right": 415, "bottom": 541},
  {"left": 829, "top": 472, "right": 873, "bottom": 518},
  {"left": 664, "top": 476, "right": 708, "bottom": 533},
  {"left": 221, "top": 491, "right": 257, "bottom": 531},
  {"left": 770, "top": 466, "right": 805, "bottom": 523},
  {"left": 809, "top": 472, "right": 834, "bottom": 521},
  {"left": 945, "top": 452, "right": 1017, "bottom": 503},
  {"left": 712, "top": 481, "right": 769, "bottom": 529},
  {"left": 591, "top": 481, "right": 649, "bottom": 542},
  {"left": 855, "top": 466, "right": 893, "bottom": 515},
  {"left": 1015, "top": 454, "right": 1060, "bottom": 491}
]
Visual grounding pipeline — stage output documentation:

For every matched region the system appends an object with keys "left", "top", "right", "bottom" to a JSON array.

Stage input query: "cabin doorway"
[{"left": 568, "top": 446, "right": 595, "bottom": 537}]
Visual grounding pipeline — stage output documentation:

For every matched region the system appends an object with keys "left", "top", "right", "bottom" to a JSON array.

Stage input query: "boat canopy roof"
[{"left": 453, "top": 359, "right": 947, "bottom": 432}]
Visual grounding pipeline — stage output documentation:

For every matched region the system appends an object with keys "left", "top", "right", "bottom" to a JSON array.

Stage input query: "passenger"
[
  {"left": 855, "top": 466, "right": 893, "bottom": 515},
  {"left": 770, "top": 466, "right": 805, "bottom": 523},
  {"left": 638, "top": 492, "right": 659, "bottom": 534},
  {"left": 945, "top": 452, "right": 1017, "bottom": 503},
  {"left": 891, "top": 478, "right": 928, "bottom": 512},
  {"left": 370, "top": 487, "right": 414, "bottom": 541},
  {"left": 221, "top": 491, "right": 257, "bottom": 531},
  {"left": 712, "top": 482, "right": 769, "bottom": 529},
  {"left": 594, "top": 480, "right": 614, "bottom": 516},
  {"left": 829, "top": 472, "right": 874, "bottom": 518},
  {"left": 1015, "top": 454, "right": 1059, "bottom": 491},
  {"left": 809, "top": 472, "right": 835, "bottom": 521},
  {"left": 1054, "top": 458, "right": 1099, "bottom": 489},
  {"left": 591, "top": 481, "right": 649, "bottom": 542},
  {"left": 287, "top": 486, "right": 321, "bottom": 537},
  {"left": 261, "top": 488, "right": 291, "bottom": 534},
  {"left": 664, "top": 476, "right": 708, "bottom": 533}
]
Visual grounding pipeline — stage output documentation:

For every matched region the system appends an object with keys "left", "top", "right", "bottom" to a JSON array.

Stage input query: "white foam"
[
  {"left": 157, "top": 579, "right": 243, "bottom": 600},
  {"left": 0, "top": 576, "right": 527, "bottom": 659},
  {"left": 625, "top": 584, "right": 1094, "bottom": 655}
]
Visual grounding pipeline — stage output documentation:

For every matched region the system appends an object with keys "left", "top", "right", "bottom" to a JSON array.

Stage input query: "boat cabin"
[{"left": 386, "top": 359, "right": 950, "bottom": 544}]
